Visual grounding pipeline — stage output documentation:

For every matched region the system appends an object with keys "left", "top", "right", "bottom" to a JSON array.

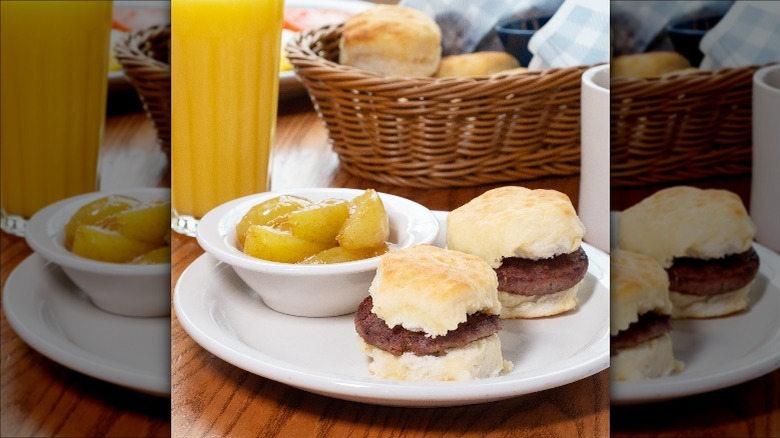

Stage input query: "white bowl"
[
  {"left": 25, "top": 188, "right": 171, "bottom": 317},
  {"left": 196, "top": 188, "right": 440, "bottom": 317}
]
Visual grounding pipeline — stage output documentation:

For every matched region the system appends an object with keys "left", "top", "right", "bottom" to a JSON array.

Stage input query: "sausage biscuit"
[
  {"left": 618, "top": 186, "right": 759, "bottom": 318},
  {"left": 446, "top": 186, "right": 589, "bottom": 318},
  {"left": 355, "top": 244, "right": 512, "bottom": 381},
  {"left": 611, "top": 249, "right": 683, "bottom": 381}
]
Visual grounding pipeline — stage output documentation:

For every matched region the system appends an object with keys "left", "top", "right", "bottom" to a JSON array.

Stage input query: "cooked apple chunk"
[
  {"left": 102, "top": 200, "right": 170, "bottom": 244},
  {"left": 300, "top": 244, "right": 389, "bottom": 264},
  {"left": 65, "top": 195, "right": 140, "bottom": 249},
  {"left": 336, "top": 189, "right": 389, "bottom": 250},
  {"left": 72, "top": 225, "right": 158, "bottom": 263},
  {"left": 288, "top": 199, "right": 350, "bottom": 244},
  {"left": 236, "top": 195, "right": 311, "bottom": 246},
  {"left": 243, "top": 225, "right": 333, "bottom": 263},
  {"left": 237, "top": 190, "right": 391, "bottom": 263},
  {"left": 130, "top": 246, "right": 171, "bottom": 264}
]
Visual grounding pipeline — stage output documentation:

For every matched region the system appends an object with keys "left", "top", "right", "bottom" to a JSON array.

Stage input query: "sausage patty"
[
  {"left": 354, "top": 296, "right": 501, "bottom": 357},
  {"left": 495, "top": 247, "right": 589, "bottom": 296},
  {"left": 611, "top": 312, "right": 672, "bottom": 356},
  {"left": 667, "top": 247, "right": 760, "bottom": 296}
]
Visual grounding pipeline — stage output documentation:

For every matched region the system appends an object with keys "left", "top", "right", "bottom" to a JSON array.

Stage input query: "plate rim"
[
  {"left": 174, "top": 210, "right": 610, "bottom": 407},
  {"left": 609, "top": 211, "right": 780, "bottom": 404},
  {"left": 2, "top": 254, "right": 171, "bottom": 397}
]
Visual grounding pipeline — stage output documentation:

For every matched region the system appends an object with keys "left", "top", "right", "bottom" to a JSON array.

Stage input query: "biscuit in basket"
[
  {"left": 339, "top": 5, "right": 441, "bottom": 77},
  {"left": 434, "top": 52, "right": 520, "bottom": 78},
  {"left": 612, "top": 51, "right": 691, "bottom": 78}
]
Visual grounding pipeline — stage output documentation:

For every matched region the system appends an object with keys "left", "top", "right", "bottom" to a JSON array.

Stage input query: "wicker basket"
[
  {"left": 114, "top": 24, "right": 171, "bottom": 162},
  {"left": 611, "top": 65, "right": 768, "bottom": 187},
  {"left": 286, "top": 24, "right": 591, "bottom": 188}
]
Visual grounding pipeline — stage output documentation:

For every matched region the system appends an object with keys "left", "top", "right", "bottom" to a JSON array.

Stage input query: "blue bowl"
[
  {"left": 666, "top": 15, "right": 723, "bottom": 67},
  {"left": 495, "top": 16, "right": 552, "bottom": 67}
]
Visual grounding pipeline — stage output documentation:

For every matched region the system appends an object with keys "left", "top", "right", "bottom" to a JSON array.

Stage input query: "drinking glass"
[
  {"left": 171, "top": 0, "right": 284, "bottom": 236},
  {"left": 0, "top": 0, "right": 112, "bottom": 236}
]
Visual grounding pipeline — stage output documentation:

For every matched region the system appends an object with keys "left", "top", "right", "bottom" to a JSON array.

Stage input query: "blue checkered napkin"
[
  {"left": 699, "top": 1, "right": 780, "bottom": 70},
  {"left": 610, "top": 0, "right": 733, "bottom": 56},
  {"left": 527, "top": 0, "right": 609, "bottom": 69},
  {"left": 398, "top": 0, "right": 562, "bottom": 56}
]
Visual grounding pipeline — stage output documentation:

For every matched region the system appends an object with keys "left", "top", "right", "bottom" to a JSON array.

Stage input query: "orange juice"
[
  {"left": 171, "top": 0, "right": 284, "bottom": 226},
  {"left": 0, "top": 1, "right": 112, "bottom": 233}
]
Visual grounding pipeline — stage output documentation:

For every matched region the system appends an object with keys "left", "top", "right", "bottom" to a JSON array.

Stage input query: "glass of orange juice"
[
  {"left": 0, "top": 0, "right": 112, "bottom": 236},
  {"left": 171, "top": 0, "right": 284, "bottom": 236}
]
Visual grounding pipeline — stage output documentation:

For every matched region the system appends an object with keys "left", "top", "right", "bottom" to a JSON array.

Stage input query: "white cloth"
[
  {"left": 398, "top": 0, "right": 562, "bottom": 56},
  {"left": 527, "top": 0, "right": 610, "bottom": 69},
  {"left": 399, "top": 0, "right": 607, "bottom": 69},
  {"left": 700, "top": 1, "right": 780, "bottom": 69},
  {"left": 610, "top": 0, "right": 734, "bottom": 56}
]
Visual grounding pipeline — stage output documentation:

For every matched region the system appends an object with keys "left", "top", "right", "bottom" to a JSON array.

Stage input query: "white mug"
[
  {"left": 579, "top": 64, "right": 610, "bottom": 253},
  {"left": 751, "top": 64, "right": 780, "bottom": 253}
]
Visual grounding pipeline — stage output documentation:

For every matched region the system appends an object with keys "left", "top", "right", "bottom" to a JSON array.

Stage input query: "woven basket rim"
[
  {"left": 113, "top": 23, "right": 171, "bottom": 160},
  {"left": 285, "top": 23, "right": 595, "bottom": 85},
  {"left": 610, "top": 62, "right": 762, "bottom": 187},
  {"left": 113, "top": 23, "right": 170, "bottom": 71},
  {"left": 611, "top": 63, "right": 775, "bottom": 85},
  {"left": 282, "top": 23, "right": 590, "bottom": 188},
  {"left": 610, "top": 64, "right": 770, "bottom": 101}
]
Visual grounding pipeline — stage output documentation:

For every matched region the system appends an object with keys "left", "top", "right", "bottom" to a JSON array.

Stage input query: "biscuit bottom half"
[
  {"left": 498, "top": 281, "right": 581, "bottom": 319},
  {"left": 670, "top": 283, "right": 752, "bottom": 319},
  {"left": 611, "top": 333, "right": 684, "bottom": 381},
  {"left": 359, "top": 334, "right": 513, "bottom": 381}
]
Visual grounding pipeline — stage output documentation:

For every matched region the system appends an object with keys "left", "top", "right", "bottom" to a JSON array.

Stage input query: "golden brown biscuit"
[
  {"left": 612, "top": 51, "right": 691, "bottom": 78},
  {"left": 611, "top": 249, "right": 672, "bottom": 336},
  {"left": 339, "top": 5, "right": 441, "bottom": 77},
  {"left": 358, "top": 244, "right": 511, "bottom": 381},
  {"left": 447, "top": 186, "right": 585, "bottom": 268},
  {"left": 610, "top": 249, "right": 682, "bottom": 381},
  {"left": 617, "top": 186, "right": 758, "bottom": 319},
  {"left": 446, "top": 187, "right": 587, "bottom": 319},
  {"left": 617, "top": 186, "right": 755, "bottom": 268},
  {"left": 434, "top": 51, "right": 520, "bottom": 78},
  {"left": 369, "top": 244, "right": 501, "bottom": 336}
]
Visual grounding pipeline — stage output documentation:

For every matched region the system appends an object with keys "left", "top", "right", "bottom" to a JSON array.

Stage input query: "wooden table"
[
  {"left": 2, "top": 92, "right": 777, "bottom": 438},
  {"left": 170, "top": 94, "right": 778, "bottom": 437},
  {"left": 169, "top": 94, "right": 610, "bottom": 437},
  {"left": 1, "top": 112, "right": 171, "bottom": 437}
]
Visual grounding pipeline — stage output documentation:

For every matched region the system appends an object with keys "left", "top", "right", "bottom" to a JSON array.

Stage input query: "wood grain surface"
[
  {"left": 612, "top": 370, "right": 780, "bottom": 437},
  {"left": 169, "top": 94, "right": 612, "bottom": 438},
  {"left": 3, "top": 1, "right": 779, "bottom": 432},
  {"left": 1, "top": 112, "right": 171, "bottom": 437},
  {"left": 2, "top": 81, "right": 777, "bottom": 438}
]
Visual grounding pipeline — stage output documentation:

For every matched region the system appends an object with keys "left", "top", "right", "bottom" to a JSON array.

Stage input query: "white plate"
[
  {"left": 174, "top": 211, "right": 609, "bottom": 407},
  {"left": 279, "top": 0, "right": 373, "bottom": 99},
  {"left": 610, "top": 212, "right": 780, "bottom": 404},
  {"left": 2, "top": 254, "right": 171, "bottom": 397}
]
